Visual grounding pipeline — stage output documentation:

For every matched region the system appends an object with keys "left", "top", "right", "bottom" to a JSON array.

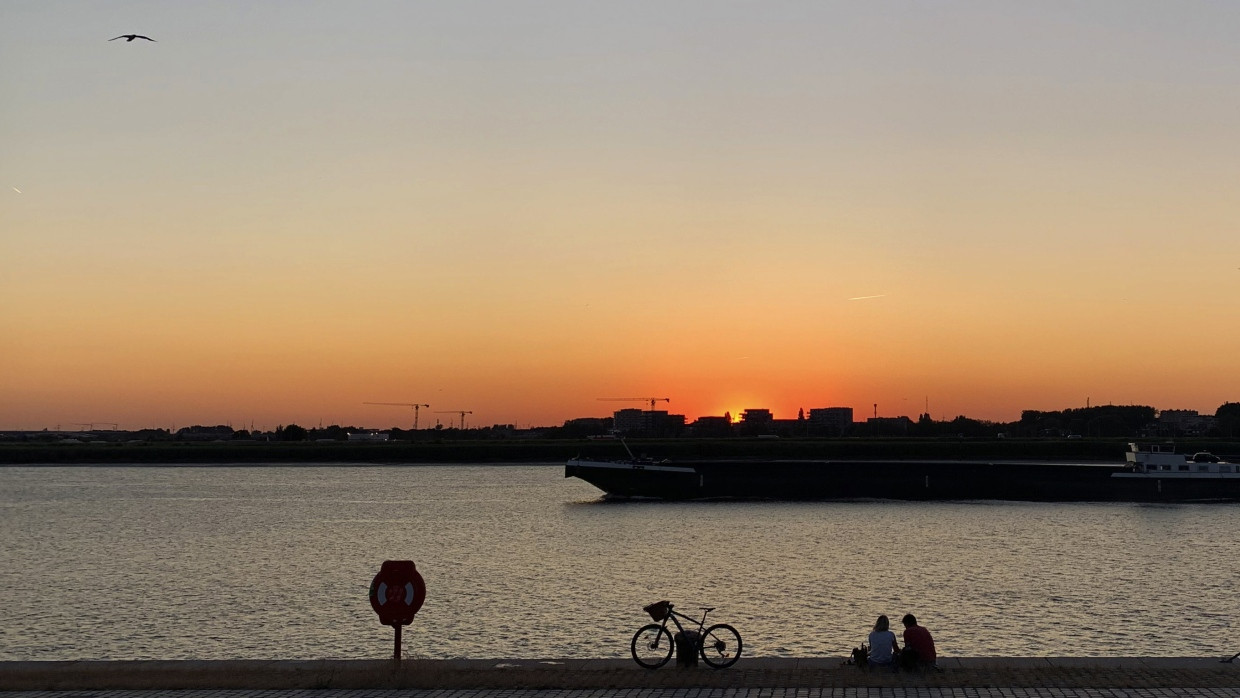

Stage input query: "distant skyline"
[
  {"left": 3, "top": 2, "right": 1239, "bottom": 432},
  {"left": 6, "top": 398, "right": 1234, "bottom": 435}
]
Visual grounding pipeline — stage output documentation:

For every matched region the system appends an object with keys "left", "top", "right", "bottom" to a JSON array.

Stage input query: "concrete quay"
[{"left": 3, "top": 657, "right": 1240, "bottom": 693}]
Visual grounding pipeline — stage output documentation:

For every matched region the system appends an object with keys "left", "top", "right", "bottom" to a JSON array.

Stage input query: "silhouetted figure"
[
  {"left": 110, "top": 34, "right": 156, "bottom": 42},
  {"left": 867, "top": 615, "right": 899, "bottom": 669},
  {"left": 900, "top": 614, "right": 938, "bottom": 670}
]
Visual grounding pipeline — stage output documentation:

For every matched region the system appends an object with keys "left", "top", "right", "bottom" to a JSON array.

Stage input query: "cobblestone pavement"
[
  {"left": 6, "top": 688, "right": 1240, "bottom": 698},
  {"left": 4, "top": 658, "right": 1238, "bottom": 696}
]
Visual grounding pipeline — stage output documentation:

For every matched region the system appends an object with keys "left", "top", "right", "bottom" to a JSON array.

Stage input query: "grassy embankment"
[{"left": 3, "top": 437, "right": 1238, "bottom": 465}]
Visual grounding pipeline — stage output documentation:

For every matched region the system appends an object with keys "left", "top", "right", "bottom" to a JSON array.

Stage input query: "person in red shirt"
[{"left": 900, "top": 614, "right": 937, "bottom": 669}]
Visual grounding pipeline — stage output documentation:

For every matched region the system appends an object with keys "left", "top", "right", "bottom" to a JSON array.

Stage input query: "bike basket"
[{"left": 643, "top": 601, "right": 670, "bottom": 621}]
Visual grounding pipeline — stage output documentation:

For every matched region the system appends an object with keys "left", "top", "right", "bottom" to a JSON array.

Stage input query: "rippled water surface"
[{"left": 1, "top": 465, "right": 1237, "bottom": 660}]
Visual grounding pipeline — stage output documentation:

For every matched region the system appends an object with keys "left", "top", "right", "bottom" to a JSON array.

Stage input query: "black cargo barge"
[{"left": 565, "top": 443, "right": 1240, "bottom": 502}]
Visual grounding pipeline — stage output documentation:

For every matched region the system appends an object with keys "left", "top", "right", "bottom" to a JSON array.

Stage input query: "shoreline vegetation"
[{"left": 3, "top": 437, "right": 1239, "bottom": 465}]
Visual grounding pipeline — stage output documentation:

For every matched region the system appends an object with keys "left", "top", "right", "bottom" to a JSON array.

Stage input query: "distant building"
[
  {"left": 741, "top": 408, "right": 773, "bottom": 423},
  {"left": 689, "top": 415, "right": 733, "bottom": 437},
  {"left": 738, "top": 408, "right": 775, "bottom": 435},
  {"left": 864, "top": 416, "right": 914, "bottom": 436},
  {"left": 612, "top": 409, "right": 686, "bottom": 437},
  {"left": 613, "top": 409, "right": 647, "bottom": 434},
  {"left": 347, "top": 432, "right": 390, "bottom": 442},
  {"left": 809, "top": 407, "right": 853, "bottom": 436},
  {"left": 1156, "top": 410, "right": 1215, "bottom": 437},
  {"left": 176, "top": 425, "right": 234, "bottom": 441}
]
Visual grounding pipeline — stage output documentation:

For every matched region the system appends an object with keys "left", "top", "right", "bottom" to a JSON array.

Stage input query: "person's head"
[
  {"left": 874, "top": 615, "right": 889, "bottom": 632},
  {"left": 902, "top": 614, "right": 918, "bottom": 627}
]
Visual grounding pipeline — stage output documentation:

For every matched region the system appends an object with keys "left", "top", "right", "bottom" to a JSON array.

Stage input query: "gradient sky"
[{"left": 3, "top": 1, "right": 1239, "bottom": 431}]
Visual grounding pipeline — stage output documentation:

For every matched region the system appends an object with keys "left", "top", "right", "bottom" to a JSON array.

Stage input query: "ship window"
[
  {"left": 1223, "top": 466, "right": 1234, "bottom": 474},
  {"left": 1198, "top": 465, "right": 1211, "bottom": 472},
  {"left": 1178, "top": 465, "right": 1190, "bottom": 471}
]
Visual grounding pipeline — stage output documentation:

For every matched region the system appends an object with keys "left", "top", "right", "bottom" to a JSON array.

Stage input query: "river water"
[{"left": 1, "top": 464, "right": 1236, "bottom": 661}]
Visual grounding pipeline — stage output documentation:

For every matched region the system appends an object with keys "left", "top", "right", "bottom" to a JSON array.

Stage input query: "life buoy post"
[{"left": 368, "top": 560, "right": 427, "bottom": 665}]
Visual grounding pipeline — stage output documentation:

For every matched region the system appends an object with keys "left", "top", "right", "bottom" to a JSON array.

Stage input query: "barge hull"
[{"left": 565, "top": 459, "right": 1240, "bottom": 502}]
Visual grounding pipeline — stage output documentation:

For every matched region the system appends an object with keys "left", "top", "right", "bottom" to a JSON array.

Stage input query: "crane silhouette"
[
  {"left": 364, "top": 402, "right": 430, "bottom": 430},
  {"left": 434, "top": 410, "right": 473, "bottom": 430},
  {"left": 598, "top": 397, "right": 671, "bottom": 410}
]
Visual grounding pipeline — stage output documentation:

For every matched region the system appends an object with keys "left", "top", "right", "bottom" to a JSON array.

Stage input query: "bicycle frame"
[{"left": 656, "top": 607, "right": 711, "bottom": 637}]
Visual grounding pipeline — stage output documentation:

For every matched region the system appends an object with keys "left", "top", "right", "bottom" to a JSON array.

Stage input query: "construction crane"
[
  {"left": 434, "top": 410, "right": 473, "bottom": 429},
  {"left": 364, "top": 402, "right": 430, "bottom": 430},
  {"left": 598, "top": 397, "right": 671, "bottom": 411}
]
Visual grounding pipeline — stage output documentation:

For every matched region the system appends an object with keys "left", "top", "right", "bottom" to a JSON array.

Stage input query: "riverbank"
[
  {"left": 7, "top": 436, "right": 1234, "bottom": 465},
  {"left": 4, "top": 657, "right": 1239, "bottom": 690}
]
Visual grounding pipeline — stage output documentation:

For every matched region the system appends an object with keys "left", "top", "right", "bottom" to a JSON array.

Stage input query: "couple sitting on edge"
[{"left": 866, "top": 613, "right": 937, "bottom": 671}]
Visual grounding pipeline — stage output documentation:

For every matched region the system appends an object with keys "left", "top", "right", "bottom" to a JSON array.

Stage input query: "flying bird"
[{"left": 109, "top": 34, "right": 156, "bottom": 42}]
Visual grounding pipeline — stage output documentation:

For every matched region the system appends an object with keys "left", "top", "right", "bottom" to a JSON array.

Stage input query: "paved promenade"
[
  {"left": 6, "top": 689, "right": 1240, "bottom": 698},
  {"left": 3, "top": 657, "right": 1240, "bottom": 696}
]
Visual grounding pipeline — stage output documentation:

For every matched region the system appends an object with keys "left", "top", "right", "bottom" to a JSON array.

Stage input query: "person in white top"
[{"left": 866, "top": 615, "right": 900, "bottom": 666}]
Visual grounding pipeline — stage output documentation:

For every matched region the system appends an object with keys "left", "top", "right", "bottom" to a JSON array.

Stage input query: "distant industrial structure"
[{"left": 364, "top": 402, "right": 430, "bottom": 430}]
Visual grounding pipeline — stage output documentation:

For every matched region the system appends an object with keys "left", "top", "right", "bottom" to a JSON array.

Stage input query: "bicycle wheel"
[
  {"left": 631, "top": 624, "right": 674, "bottom": 669},
  {"left": 699, "top": 623, "right": 742, "bottom": 668}
]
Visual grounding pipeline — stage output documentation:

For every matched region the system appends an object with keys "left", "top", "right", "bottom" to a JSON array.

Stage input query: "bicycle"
[{"left": 630, "top": 600, "right": 742, "bottom": 669}]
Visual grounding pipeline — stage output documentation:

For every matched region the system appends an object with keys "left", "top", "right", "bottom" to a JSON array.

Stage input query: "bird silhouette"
[{"left": 109, "top": 34, "right": 156, "bottom": 42}]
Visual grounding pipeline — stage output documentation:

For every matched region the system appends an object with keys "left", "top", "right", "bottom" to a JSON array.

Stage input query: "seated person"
[
  {"left": 867, "top": 615, "right": 899, "bottom": 667},
  {"left": 900, "top": 613, "right": 938, "bottom": 669}
]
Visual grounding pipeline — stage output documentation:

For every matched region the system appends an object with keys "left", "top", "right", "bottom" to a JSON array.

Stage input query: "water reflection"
[{"left": 1, "top": 465, "right": 1236, "bottom": 660}]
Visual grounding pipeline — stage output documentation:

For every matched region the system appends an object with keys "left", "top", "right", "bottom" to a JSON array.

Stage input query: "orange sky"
[{"left": 3, "top": 2, "right": 1239, "bottom": 431}]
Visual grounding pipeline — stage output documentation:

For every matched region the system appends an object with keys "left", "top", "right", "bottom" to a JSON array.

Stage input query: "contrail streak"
[
  {"left": 847, "top": 294, "right": 886, "bottom": 301},
  {"left": 12, "top": 187, "right": 21, "bottom": 194}
]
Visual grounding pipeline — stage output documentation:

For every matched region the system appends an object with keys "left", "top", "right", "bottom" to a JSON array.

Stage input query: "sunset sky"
[{"left": 3, "top": 1, "right": 1239, "bottom": 431}]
